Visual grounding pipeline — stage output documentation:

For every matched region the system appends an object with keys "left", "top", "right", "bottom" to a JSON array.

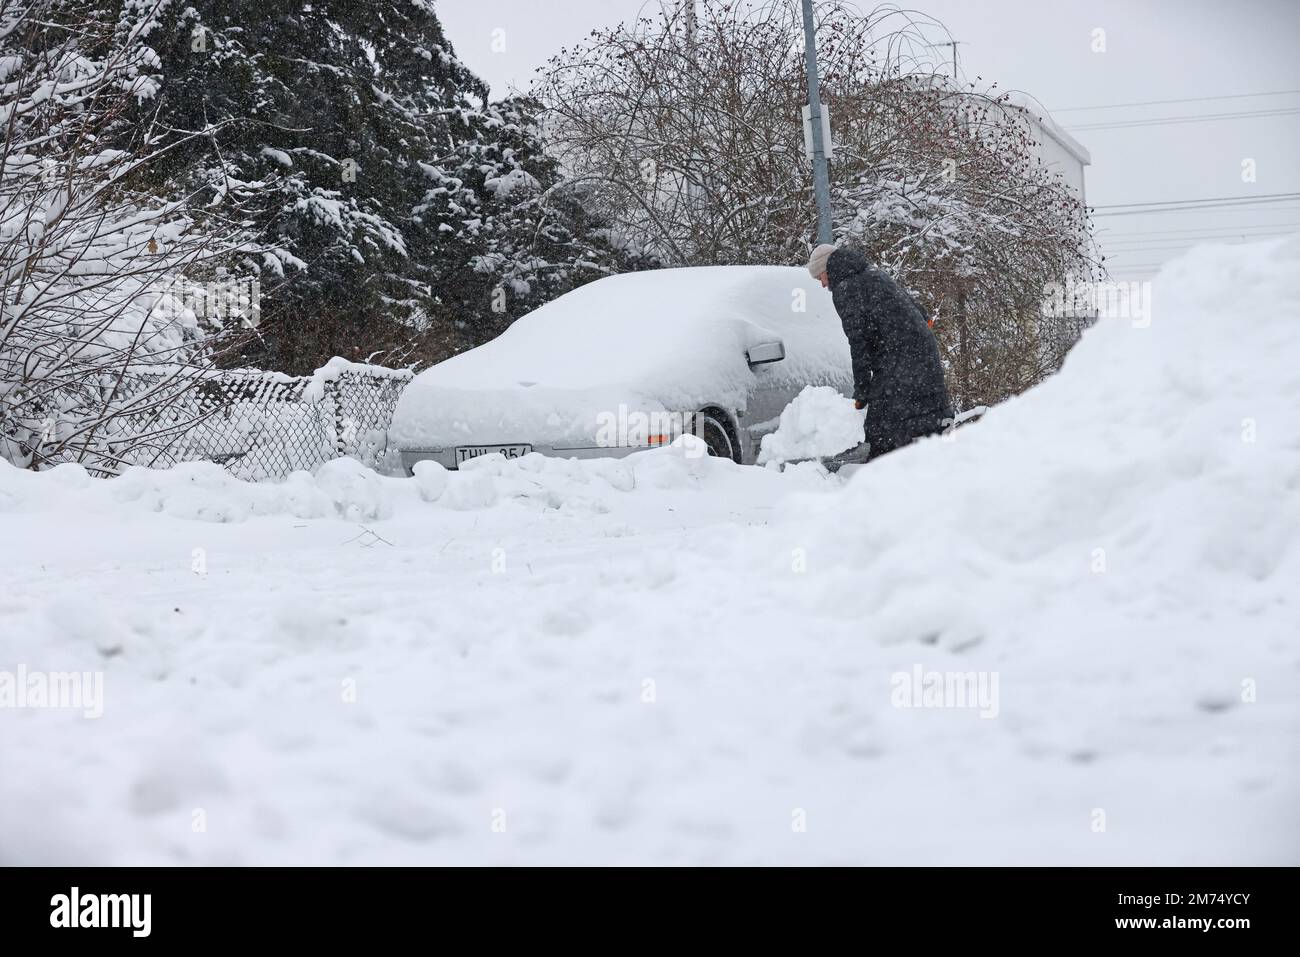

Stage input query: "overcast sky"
[{"left": 438, "top": 0, "right": 1300, "bottom": 279}]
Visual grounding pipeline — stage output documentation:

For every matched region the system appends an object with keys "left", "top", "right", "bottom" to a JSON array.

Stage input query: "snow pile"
[
  {"left": 782, "top": 236, "right": 1300, "bottom": 630},
  {"left": 747, "top": 237, "right": 1300, "bottom": 850},
  {"left": 0, "top": 435, "right": 826, "bottom": 524},
  {"left": 0, "top": 460, "right": 383, "bottom": 523},
  {"left": 757, "top": 385, "right": 865, "bottom": 464},
  {"left": 417, "top": 436, "right": 716, "bottom": 509}
]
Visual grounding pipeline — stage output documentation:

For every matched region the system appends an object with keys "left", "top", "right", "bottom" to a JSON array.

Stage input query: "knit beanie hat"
[{"left": 806, "top": 243, "right": 837, "bottom": 279}]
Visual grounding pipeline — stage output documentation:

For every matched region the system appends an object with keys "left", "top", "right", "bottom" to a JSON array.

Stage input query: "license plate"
[{"left": 455, "top": 444, "right": 531, "bottom": 464}]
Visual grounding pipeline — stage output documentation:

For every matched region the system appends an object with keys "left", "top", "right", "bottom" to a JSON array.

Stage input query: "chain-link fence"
[
  {"left": 176, "top": 362, "right": 413, "bottom": 480},
  {"left": 23, "top": 360, "right": 413, "bottom": 480}
]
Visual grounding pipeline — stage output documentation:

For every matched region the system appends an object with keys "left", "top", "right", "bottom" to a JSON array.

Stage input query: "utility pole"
[
  {"left": 928, "top": 40, "right": 964, "bottom": 79},
  {"left": 800, "top": 0, "right": 833, "bottom": 245},
  {"left": 682, "top": 0, "right": 702, "bottom": 208}
]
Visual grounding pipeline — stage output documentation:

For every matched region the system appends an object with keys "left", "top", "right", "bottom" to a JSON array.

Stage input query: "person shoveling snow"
[{"left": 806, "top": 243, "right": 954, "bottom": 462}]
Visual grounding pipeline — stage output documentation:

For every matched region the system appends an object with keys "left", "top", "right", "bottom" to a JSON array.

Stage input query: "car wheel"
[{"left": 692, "top": 412, "right": 736, "bottom": 462}]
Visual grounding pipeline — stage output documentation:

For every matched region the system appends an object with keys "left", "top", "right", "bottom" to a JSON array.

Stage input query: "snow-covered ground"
[{"left": 2, "top": 238, "right": 1298, "bottom": 865}]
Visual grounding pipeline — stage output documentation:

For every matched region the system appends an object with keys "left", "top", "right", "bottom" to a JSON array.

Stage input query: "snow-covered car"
[{"left": 390, "top": 266, "right": 853, "bottom": 470}]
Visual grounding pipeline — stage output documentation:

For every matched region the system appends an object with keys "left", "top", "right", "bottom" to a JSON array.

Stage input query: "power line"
[
  {"left": 1099, "top": 233, "right": 1298, "bottom": 245},
  {"left": 1097, "top": 203, "right": 1300, "bottom": 218},
  {"left": 1104, "top": 244, "right": 1293, "bottom": 255},
  {"left": 1102, "top": 234, "right": 1294, "bottom": 248},
  {"left": 1097, "top": 222, "right": 1300, "bottom": 238},
  {"left": 1102, "top": 231, "right": 1296, "bottom": 252},
  {"left": 1093, "top": 192, "right": 1300, "bottom": 210},
  {"left": 1067, "top": 107, "right": 1300, "bottom": 131},
  {"left": 1104, "top": 249, "right": 1269, "bottom": 269},
  {"left": 1093, "top": 197, "right": 1300, "bottom": 218},
  {"left": 1070, "top": 107, "right": 1300, "bottom": 131},
  {"left": 1053, "top": 89, "right": 1300, "bottom": 113},
  {"left": 1099, "top": 227, "right": 1299, "bottom": 240},
  {"left": 1101, "top": 233, "right": 1291, "bottom": 259},
  {"left": 1103, "top": 224, "right": 1300, "bottom": 235}
]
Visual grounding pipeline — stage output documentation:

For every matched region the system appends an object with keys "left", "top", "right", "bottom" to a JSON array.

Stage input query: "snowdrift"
[
  {"left": 744, "top": 237, "right": 1300, "bottom": 855},
  {"left": 0, "top": 435, "right": 829, "bottom": 523},
  {"left": 779, "top": 236, "right": 1300, "bottom": 633}
]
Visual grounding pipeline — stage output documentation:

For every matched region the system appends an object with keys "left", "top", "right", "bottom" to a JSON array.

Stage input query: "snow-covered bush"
[
  {"left": 537, "top": 0, "right": 1100, "bottom": 408},
  {"left": 0, "top": 1, "right": 256, "bottom": 471}
]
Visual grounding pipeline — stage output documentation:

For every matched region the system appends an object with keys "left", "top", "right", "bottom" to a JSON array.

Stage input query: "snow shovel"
[
  {"left": 779, "top": 406, "right": 988, "bottom": 472},
  {"left": 819, "top": 440, "right": 874, "bottom": 472},
  {"left": 777, "top": 440, "right": 872, "bottom": 473}
]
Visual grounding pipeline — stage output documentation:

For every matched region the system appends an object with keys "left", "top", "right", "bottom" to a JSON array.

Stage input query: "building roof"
[
  {"left": 906, "top": 75, "right": 1091, "bottom": 167},
  {"left": 996, "top": 90, "right": 1091, "bottom": 167}
]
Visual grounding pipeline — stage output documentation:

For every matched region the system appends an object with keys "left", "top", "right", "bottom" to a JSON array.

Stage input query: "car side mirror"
[{"left": 746, "top": 340, "right": 785, "bottom": 365}]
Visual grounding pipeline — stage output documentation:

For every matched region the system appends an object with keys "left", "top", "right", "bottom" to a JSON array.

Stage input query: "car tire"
[{"left": 692, "top": 412, "right": 737, "bottom": 462}]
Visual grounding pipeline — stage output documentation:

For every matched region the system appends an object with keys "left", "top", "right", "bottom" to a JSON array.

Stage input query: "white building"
[
  {"left": 996, "top": 91, "right": 1091, "bottom": 207},
  {"left": 911, "top": 77, "right": 1091, "bottom": 207}
]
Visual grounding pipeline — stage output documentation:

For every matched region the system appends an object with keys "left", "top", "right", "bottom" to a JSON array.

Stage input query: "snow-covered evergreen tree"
[
  {"left": 446, "top": 94, "right": 656, "bottom": 347},
  {"left": 131, "top": 1, "right": 649, "bottom": 373}
]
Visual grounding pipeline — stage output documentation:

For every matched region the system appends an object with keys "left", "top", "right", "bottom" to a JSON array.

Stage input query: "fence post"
[{"left": 331, "top": 372, "right": 347, "bottom": 459}]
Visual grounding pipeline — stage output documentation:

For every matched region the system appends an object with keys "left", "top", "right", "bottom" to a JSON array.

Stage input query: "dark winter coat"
[{"left": 826, "top": 248, "right": 953, "bottom": 454}]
